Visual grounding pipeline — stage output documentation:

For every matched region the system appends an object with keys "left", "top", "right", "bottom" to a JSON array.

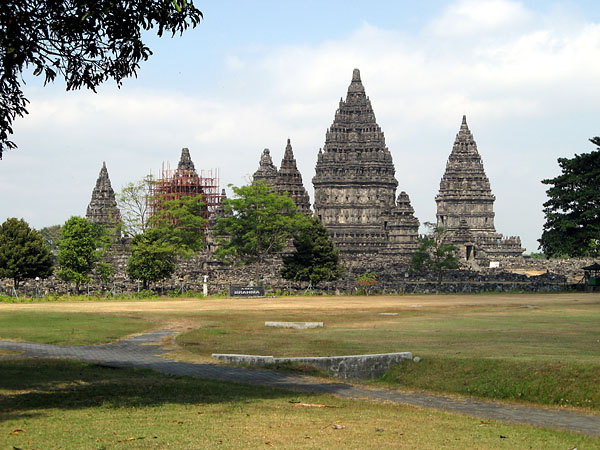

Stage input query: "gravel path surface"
[{"left": 1, "top": 330, "right": 598, "bottom": 437}]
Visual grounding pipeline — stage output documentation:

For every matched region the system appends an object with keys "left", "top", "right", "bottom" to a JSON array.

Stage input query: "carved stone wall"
[{"left": 2, "top": 250, "right": 584, "bottom": 297}]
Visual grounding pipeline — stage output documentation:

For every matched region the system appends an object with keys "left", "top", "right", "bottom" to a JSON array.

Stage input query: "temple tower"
[
  {"left": 313, "top": 68, "right": 408, "bottom": 255},
  {"left": 436, "top": 116, "right": 523, "bottom": 261},
  {"left": 86, "top": 162, "right": 121, "bottom": 234},
  {"left": 253, "top": 149, "right": 278, "bottom": 186},
  {"left": 276, "top": 139, "right": 311, "bottom": 214},
  {"left": 150, "top": 148, "right": 222, "bottom": 224}
]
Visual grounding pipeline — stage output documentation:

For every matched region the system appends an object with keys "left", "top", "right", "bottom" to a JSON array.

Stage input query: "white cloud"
[{"left": 427, "top": 0, "right": 534, "bottom": 36}]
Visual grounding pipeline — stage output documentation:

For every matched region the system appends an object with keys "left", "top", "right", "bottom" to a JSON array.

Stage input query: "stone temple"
[
  {"left": 253, "top": 139, "right": 312, "bottom": 215},
  {"left": 86, "top": 162, "right": 121, "bottom": 235},
  {"left": 87, "top": 68, "right": 525, "bottom": 267},
  {"left": 436, "top": 116, "right": 524, "bottom": 262},
  {"left": 312, "top": 69, "right": 419, "bottom": 256}
]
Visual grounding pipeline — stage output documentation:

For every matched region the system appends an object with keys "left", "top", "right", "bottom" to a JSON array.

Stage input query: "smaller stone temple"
[
  {"left": 86, "top": 162, "right": 121, "bottom": 235},
  {"left": 435, "top": 116, "right": 524, "bottom": 262},
  {"left": 253, "top": 139, "right": 312, "bottom": 214}
]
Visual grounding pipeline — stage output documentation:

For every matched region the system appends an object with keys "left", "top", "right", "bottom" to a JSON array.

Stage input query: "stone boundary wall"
[
  {"left": 211, "top": 352, "right": 414, "bottom": 380},
  {"left": 0, "top": 244, "right": 594, "bottom": 297}
]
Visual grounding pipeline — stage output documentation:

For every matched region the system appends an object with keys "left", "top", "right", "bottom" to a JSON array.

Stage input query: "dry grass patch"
[{"left": 1, "top": 359, "right": 596, "bottom": 449}]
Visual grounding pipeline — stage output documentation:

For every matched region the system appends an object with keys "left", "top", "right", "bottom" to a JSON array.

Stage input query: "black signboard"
[{"left": 229, "top": 286, "right": 265, "bottom": 297}]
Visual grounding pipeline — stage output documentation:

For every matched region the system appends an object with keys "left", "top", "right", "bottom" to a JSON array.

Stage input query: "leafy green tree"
[
  {"left": 126, "top": 195, "right": 205, "bottom": 289},
  {"left": 281, "top": 216, "right": 343, "bottom": 286},
  {"left": 117, "top": 175, "right": 155, "bottom": 237},
  {"left": 0, "top": 0, "right": 203, "bottom": 158},
  {"left": 38, "top": 224, "right": 62, "bottom": 251},
  {"left": 214, "top": 181, "right": 306, "bottom": 264},
  {"left": 149, "top": 195, "right": 206, "bottom": 254},
  {"left": 411, "top": 222, "right": 459, "bottom": 283},
  {"left": 0, "top": 218, "right": 53, "bottom": 288},
  {"left": 57, "top": 217, "right": 108, "bottom": 292},
  {"left": 539, "top": 138, "right": 600, "bottom": 257},
  {"left": 127, "top": 227, "right": 176, "bottom": 290}
]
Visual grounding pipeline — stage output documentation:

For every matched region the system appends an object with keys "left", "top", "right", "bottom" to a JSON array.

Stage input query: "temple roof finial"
[
  {"left": 253, "top": 148, "right": 278, "bottom": 184},
  {"left": 348, "top": 68, "right": 365, "bottom": 95},
  {"left": 177, "top": 147, "right": 197, "bottom": 174},
  {"left": 284, "top": 138, "right": 293, "bottom": 159}
]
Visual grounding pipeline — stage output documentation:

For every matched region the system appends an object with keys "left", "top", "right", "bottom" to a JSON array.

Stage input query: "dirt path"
[{"left": 0, "top": 292, "right": 596, "bottom": 314}]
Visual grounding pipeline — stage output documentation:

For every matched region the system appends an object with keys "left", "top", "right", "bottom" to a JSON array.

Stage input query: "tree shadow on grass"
[{"left": 0, "top": 358, "right": 292, "bottom": 422}]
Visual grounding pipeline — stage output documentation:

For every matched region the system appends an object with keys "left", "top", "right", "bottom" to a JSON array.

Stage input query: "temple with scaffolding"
[{"left": 149, "top": 148, "right": 223, "bottom": 226}]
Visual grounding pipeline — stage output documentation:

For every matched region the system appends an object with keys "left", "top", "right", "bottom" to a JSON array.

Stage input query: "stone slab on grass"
[
  {"left": 265, "top": 321, "right": 324, "bottom": 329},
  {"left": 212, "top": 352, "right": 413, "bottom": 380}
]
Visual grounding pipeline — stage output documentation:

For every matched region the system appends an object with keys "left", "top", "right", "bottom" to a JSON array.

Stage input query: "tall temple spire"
[
  {"left": 86, "top": 162, "right": 121, "bottom": 235},
  {"left": 313, "top": 68, "right": 417, "bottom": 256},
  {"left": 277, "top": 138, "right": 311, "bottom": 214},
  {"left": 283, "top": 138, "right": 293, "bottom": 160}
]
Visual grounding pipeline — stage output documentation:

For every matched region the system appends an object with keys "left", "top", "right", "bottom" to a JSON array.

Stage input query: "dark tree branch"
[{"left": 0, "top": 0, "right": 203, "bottom": 158}]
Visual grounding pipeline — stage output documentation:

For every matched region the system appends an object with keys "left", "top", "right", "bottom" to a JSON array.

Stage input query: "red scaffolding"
[{"left": 149, "top": 162, "right": 222, "bottom": 226}]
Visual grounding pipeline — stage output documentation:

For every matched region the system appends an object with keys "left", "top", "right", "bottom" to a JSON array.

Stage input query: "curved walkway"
[{"left": 0, "top": 331, "right": 598, "bottom": 437}]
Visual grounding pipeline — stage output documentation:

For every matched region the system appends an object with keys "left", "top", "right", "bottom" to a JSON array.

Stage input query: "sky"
[{"left": 1, "top": 0, "right": 600, "bottom": 253}]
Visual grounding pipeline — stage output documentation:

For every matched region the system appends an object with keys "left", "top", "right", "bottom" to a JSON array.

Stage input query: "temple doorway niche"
[{"left": 466, "top": 245, "right": 473, "bottom": 261}]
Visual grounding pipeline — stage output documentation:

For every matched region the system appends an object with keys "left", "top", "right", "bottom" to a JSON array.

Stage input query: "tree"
[
  {"left": 214, "top": 181, "right": 307, "bottom": 264},
  {"left": 539, "top": 138, "right": 600, "bottom": 257},
  {"left": 127, "top": 195, "right": 205, "bottom": 289},
  {"left": 0, "top": 218, "right": 53, "bottom": 289},
  {"left": 57, "top": 216, "right": 108, "bottom": 292},
  {"left": 39, "top": 224, "right": 62, "bottom": 251},
  {"left": 127, "top": 227, "right": 176, "bottom": 290},
  {"left": 117, "top": 175, "right": 155, "bottom": 237},
  {"left": 149, "top": 194, "right": 206, "bottom": 254},
  {"left": 281, "top": 216, "right": 343, "bottom": 286},
  {"left": 411, "top": 222, "right": 459, "bottom": 283},
  {"left": 0, "top": 0, "right": 203, "bottom": 158}
]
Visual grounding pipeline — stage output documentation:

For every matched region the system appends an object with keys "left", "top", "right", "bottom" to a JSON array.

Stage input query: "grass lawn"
[
  {"left": 175, "top": 296, "right": 600, "bottom": 410},
  {"left": 0, "top": 311, "right": 155, "bottom": 345},
  {"left": 1, "top": 293, "right": 598, "bottom": 412},
  {"left": 1, "top": 359, "right": 597, "bottom": 450}
]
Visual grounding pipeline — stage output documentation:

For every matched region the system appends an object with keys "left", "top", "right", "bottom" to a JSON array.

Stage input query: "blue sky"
[{"left": 2, "top": 0, "right": 600, "bottom": 253}]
